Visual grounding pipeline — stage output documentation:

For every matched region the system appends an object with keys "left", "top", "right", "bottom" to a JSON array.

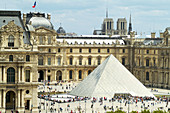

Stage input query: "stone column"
[
  {"left": 0, "top": 90, "right": 2, "bottom": 108},
  {"left": 45, "top": 70, "right": 48, "bottom": 81},
  {"left": 18, "top": 66, "right": 21, "bottom": 82},
  {"left": 22, "top": 66, "right": 25, "bottom": 82},
  {"left": 0, "top": 67, "right": 2, "bottom": 82},
  {"left": 3, "top": 90, "right": 5, "bottom": 108},
  {"left": 3, "top": 67, "right": 6, "bottom": 83},
  {"left": 21, "top": 90, "right": 24, "bottom": 108},
  {"left": 30, "top": 71, "right": 32, "bottom": 82},
  {"left": 18, "top": 90, "right": 20, "bottom": 108}
]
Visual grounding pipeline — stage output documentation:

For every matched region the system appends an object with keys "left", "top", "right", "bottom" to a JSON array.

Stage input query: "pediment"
[
  {"left": 35, "top": 27, "right": 56, "bottom": 34},
  {"left": 0, "top": 21, "right": 23, "bottom": 32}
]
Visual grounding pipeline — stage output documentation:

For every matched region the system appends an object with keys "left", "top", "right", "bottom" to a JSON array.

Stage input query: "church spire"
[
  {"left": 106, "top": 8, "right": 108, "bottom": 18},
  {"left": 128, "top": 13, "right": 132, "bottom": 35}
]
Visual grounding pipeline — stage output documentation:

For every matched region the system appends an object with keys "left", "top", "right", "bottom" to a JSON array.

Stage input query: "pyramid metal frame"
[{"left": 70, "top": 54, "right": 155, "bottom": 98}]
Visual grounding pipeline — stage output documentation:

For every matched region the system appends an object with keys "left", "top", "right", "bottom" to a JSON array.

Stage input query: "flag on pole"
[{"left": 32, "top": 1, "right": 36, "bottom": 8}]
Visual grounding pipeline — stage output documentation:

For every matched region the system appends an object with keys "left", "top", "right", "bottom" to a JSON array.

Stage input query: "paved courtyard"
[{"left": 37, "top": 81, "right": 170, "bottom": 113}]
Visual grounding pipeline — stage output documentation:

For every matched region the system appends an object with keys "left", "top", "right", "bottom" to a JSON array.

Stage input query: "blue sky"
[{"left": 0, "top": 0, "right": 170, "bottom": 35}]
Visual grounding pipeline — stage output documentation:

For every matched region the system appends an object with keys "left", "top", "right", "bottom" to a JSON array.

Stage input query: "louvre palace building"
[{"left": 0, "top": 10, "right": 170, "bottom": 112}]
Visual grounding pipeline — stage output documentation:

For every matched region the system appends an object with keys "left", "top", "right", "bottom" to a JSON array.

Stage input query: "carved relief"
[
  {"left": 16, "top": 54, "right": 24, "bottom": 61},
  {"left": 0, "top": 55, "right": 7, "bottom": 61},
  {"left": 0, "top": 21, "right": 23, "bottom": 33}
]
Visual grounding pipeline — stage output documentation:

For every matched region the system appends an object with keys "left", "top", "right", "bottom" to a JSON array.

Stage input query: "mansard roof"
[{"left": 0, "top": 10, "right": 30, "bottom": 44}]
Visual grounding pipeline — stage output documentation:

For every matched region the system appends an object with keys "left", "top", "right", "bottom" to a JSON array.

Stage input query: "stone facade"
[
  {"left": 0, "top": 10, "right": 170, "bottom": 113},
  {"left": 0, "top": 11, "right": 39, "bottom": 113}
]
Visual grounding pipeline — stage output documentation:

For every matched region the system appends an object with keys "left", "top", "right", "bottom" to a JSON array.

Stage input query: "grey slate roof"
[
  {"left": 143, "top": 38, "right": 162, "bottom": 45},
  {"left": 0, "top": 11, "right": 30, "bottom": 44}
]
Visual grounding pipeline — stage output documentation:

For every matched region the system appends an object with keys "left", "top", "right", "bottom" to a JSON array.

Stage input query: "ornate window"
[
  {"left": 26, "top": 55, "right": 30, "bottom": 62},
  {"left": 56, "top": 71, "right": 62, "bottom": 81},
  {"left": 146, "top": 59, "right": 149, "bottom": 67},
  {"left": 58, "top": 57, "right": 61, "bottom": 65},
  {"left": 38, "top": 56, "right": 43, "bottom": 65},
  {"left": 25, "top": 70, "right": 30, "bottom": 82},
  {"left": 122, "top": 57, "right": 125, "bottom": 65},
  {"left": 69, "top": 70, "right": 73, "bottom": 79},
  {"left": 88, "top": 57, "right": 91, "bottom": 65},
  {"left": 39, "top": 36, "right": 43, "bottom": 45},
  {"left": 48, "top": 36, "right": 51, "bottom": 44},
  {"left": 79, "top": 57, "right": 82, "bottom": 65},
  {"left": 9, "top": 55, "right": 13, "bottom": 62},
  {"left": 48, "top": 58, "right": 51, "bottom": 65},
  {"left": 146, "top": 72, "right": 149, "bottom": 81},
  {"left": 8, "top": 35, "right": 14, "bottom": 47},
  {"left": 79, "top": 70, "right": 82, "bottom": 79},
  {"left": 69, "top": 57, "right": 73, "bottom": 65},
  {"left": 98, "top": 57, "right": 101, "bottom": 65},
  {"left": 7, "top": 67, "right": 15, "bottom": 84}
]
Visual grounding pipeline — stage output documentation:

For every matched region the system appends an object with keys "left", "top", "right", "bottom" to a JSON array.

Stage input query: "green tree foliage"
[
  {"left": 141, "top": 110, "right": 150, "bottom": 113},
  {"left": 131, "top": 111, "right": 138, "bottom": 113},
  {"left": 153, "top": 109, "right": 167, "bottom": 113}
]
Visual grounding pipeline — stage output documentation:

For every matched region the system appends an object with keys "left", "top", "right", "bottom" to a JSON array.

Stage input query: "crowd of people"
[{"left": 36, "top": 81, "right": 170, "bottom": 113}]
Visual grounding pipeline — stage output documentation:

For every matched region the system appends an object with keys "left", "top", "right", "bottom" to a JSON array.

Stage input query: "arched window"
[
  {"left": 7, "top": 67, "right": 15, "bottom": 84},
  {"left": 9, "top": 55, "right": 13, "bottom": 62},
  {"left": 38, "top": 56, "right": 43, "bottom": 65},
  {"left": 88, "top": 70, "right": 91, "bottom": 75},
  {"left": 8, "top": 35, "right": 14, "bottom": 47},
  {"left": 56, "top": 71, "right": 62, "bottom": 81},
  {"left": 69, "top": 70, "right": 73, "bottom": 80},
  {"left": 79, "top": 70, "right": 82, "bottom": 79},
  {"left": 146, "top": 72, "right": 149, "bottom": 81},
  {"left": 26, "top": 55, "right": 30, "bottom": 62}
]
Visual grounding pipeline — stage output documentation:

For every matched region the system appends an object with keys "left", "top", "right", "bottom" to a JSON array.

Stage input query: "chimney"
[
  {"left": 23, "top": 13, "right": 26, "bottom": 26},
  {"left": 160, "top": 32, "right": 163, "bottom": 38},
  {"left": 47, "top": 13, "right": 51, "bottom": 21},
  {"left": 151, "top": 32, "right": 156, "bottom": 38}
]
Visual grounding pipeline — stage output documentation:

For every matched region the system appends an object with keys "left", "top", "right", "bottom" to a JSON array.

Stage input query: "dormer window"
[{"left": 8, "top": 35, "right": 14, "bottom": 47}]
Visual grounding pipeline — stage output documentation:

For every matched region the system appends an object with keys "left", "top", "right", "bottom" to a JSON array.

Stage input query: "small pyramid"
[{"left": 70, "top": 54, "right": 155, "bottom": 98}]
